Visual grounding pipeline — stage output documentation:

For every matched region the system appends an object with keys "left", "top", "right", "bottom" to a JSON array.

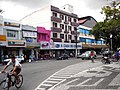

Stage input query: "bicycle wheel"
[
  {"left": 101, "top": 59, "right": 106, "bottom": 64},
  {"left": 0, "top": 80, "right": 9, "bottom": 90},
  {"left": 15, "top": 74, "right": 23, "bottom": 88}
]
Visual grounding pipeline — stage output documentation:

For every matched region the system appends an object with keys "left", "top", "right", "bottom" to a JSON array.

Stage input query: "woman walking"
[{"left": 90, "top": 51, "right": 95, "bottom": 63}]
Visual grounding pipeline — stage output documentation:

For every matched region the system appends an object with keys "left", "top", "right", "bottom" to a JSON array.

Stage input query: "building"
[
  {"left": 3, "top": 19, "right": 26, "bottom": 56},
  {"left": 78, "top": 16, "right": 107, "bottom": 54},
  {"left": 22, "top": 25, "right": 39, "bottom": 61},
  {"left": 20, "top": 5, "right": 82, "bottom": 57},
  {"left": 37, "top": 27, "right": 51, "bottom": 59}
]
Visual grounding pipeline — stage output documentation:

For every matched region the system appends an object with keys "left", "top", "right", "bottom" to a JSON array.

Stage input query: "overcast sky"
[{"left": 0, "top": 0, "right": 109, "bottom": 22}]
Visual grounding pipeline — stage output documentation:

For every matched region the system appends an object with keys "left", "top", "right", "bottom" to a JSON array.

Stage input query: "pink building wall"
[{"left": 37, "top": 27, "right": 51, "bottom": 42}]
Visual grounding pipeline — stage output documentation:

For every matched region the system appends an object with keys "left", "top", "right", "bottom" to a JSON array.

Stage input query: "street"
[
  {"left": 1, "top": 57, "right": 120, "bottom": 90},
  {"left": 0, "top": 58, "right": 83, "bottom": 90}
]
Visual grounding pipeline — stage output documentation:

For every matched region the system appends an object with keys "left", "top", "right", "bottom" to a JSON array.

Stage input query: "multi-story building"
[
  {"left": 20, "top": 5, "right": 82, "bottom": 57},
  {"left": 78, "top": 16, "right": 107, "bottom": 54},
  {"left": 21, "top": 25, "right": 39, "bottom": 61},
  {"left": 2, "top": 19, "right": 26, "bottom": 56}
]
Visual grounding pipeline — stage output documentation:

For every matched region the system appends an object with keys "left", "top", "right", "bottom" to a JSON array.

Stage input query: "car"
[
  {"left": 56, "top": 54, "right": 69, "bottom": 60},
  {"left": 77, "top": 51, "right": 97, "bottom": 60},
  {"left": 4, "top": 56, "right": 24, "bottom": 64}
]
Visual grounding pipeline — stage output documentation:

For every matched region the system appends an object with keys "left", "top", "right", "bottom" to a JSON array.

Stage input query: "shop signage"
[
  {"left": 40, "top": 41, "right": 50, "bottom": 49},
  {"left": 54, "top": 42, "right": 82, "bottom": 49},
  {"left": 23, "top": 31, "right": 37, "bottom": 38},
  {"left": 26, "top": 38, "right": 33, "bottom": 42},
  {"left": 0, "top": 35, "right": 6, "bottom": 41},
  {"left": 7, "top": 40, "right": 26, "bottom": 47},
  {"left": 4, "top": 22, "right": 20, "bottom": 28}
]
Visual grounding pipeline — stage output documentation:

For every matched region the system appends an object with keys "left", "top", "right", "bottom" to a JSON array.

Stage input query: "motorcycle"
[{"left": 101, "top": 56, "right": 111, "bottom": 64}]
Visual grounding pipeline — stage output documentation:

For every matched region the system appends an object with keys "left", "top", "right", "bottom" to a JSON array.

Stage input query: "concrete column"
[{"left": 19, "top": 49, "right": 23, "bottom": 56}]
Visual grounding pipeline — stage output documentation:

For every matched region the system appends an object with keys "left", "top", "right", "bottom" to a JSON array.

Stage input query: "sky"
[{"left": 0, "top": 0, "right": 110, "bottom": 22}]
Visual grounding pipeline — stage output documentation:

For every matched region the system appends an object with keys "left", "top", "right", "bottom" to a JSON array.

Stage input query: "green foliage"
[{"left": 91, "top": 0, "right": 120, "bottom": 50}]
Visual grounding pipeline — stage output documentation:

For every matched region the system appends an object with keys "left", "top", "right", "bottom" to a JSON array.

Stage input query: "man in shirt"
[{"left": 0, "top": 55, "right": 22, "bottom": 83}]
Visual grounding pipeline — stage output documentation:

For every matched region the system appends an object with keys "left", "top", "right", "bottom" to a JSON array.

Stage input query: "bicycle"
[{"left": 0, "top": 71, "right": 23, "bottom": 90}]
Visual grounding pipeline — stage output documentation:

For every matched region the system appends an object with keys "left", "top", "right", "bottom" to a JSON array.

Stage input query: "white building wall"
[
  {"left": 0, "top": 15, "right": 3, "bottom": 35},
  {"left": 20, "top": 5, "right": 51, "bottom": 30},
  {"left": 3, "top": 18, "right": 22, "bottom": 40}
]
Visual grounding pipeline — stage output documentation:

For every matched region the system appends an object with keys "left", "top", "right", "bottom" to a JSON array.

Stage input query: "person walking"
[
  {"left": 90, "top": 51, "right": 95, "bottom": 63},
  {"left": 115, "top": 50, "right": 120, "bottom": 62}
]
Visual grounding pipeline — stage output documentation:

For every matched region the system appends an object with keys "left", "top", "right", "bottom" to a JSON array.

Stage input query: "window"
[
  {"left": 60, "top": 34, "right": 64, "bottom": 39},
  {"left": 60, "top": 14, "right": 64, "bottom": 20},
  {"left": 65, "top": 25, "right": 67, "bottom": 31},
  {"left": 73, "top": 18, "right": 76, "bottom": 22},
  {"left": 68, "top": 35, "right": 71, "bottom": 39},
  {"left": 68, "top": 17, "right": 71, "bottom": 22},
  {"left": 7, "top": 30, "right": 16, "bottom": 38},
  {"left": 53, "top": 33, "right": 57, "bottom": 38},
  {"left": 53, "top": 22, "right": 57, "bottom": 27},
  {"left": 52, "top": 12, "right": 57, "bottom": 17},
  {"left": 60, "top": 24, "right": 64, "bottom": 29},
  {"left": 80, "top": 37, "right": 86, "bottom": 42},
  {"left": 65, "top": 16, "right": 67, "bottom": 21},
  {"left": 68, "top": 26, "right": 71, "bottom": 31},
  {"left": 65, "top": 34, "right": 67, "bottom": 41},
  {"left": 42, "top": 34, "right": 46, "bottom": 40}
]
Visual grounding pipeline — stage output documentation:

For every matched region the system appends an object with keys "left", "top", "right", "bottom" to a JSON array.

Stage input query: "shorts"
[{"left": 11, "top": 67, "right": 21, "bottom": 75}]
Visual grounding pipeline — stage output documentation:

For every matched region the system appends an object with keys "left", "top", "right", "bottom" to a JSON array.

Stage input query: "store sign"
[
  {"left": 0, "top": 35, "right": 6, "bottom": 41},
  {"left": 26, "top": 38, "right": 33, "bottom": 42},
  {"left": 40, "top": 41, "right": 50, "bottom": 49},
  {"left": 4, "top": 22, "right": 20, "bottom": 27},
  {"left": 23, "top": 31, "right": 37, "bottom": 38},
  {"left": 7, "top": 40, "right": 26, "bottom": 47},
  {"left": 54, "top": 42, "right": 82, "bottom": 49}
]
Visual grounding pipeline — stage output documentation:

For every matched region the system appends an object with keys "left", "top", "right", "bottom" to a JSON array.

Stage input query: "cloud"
[
  {"left": 0, "top": 0, "right": 52, "bottom": 9},
  {"left": 83, "top": 0, "right": 108, "bottom": 10}
]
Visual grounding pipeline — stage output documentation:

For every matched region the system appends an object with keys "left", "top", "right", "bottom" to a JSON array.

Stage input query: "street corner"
[{"left": 53, "top": 63, "right": 120, "bottom": 90}]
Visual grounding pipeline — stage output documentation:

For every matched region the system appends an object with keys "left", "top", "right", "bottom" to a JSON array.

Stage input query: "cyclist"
[{"left": 0, "top": 55, "right": 22, "bottom": 84}]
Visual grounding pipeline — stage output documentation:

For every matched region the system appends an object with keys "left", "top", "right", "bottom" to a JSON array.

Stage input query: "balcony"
[
  {"left": 71, "top": 22, "right": 79, "bottom": 26},
  {"left": 51, "top": 27, "right": 62, "bottom": 32},
  {"left": 51, "top": 16, "right": 62, "bottom": 23},
  {"left": 64, "top": 30, "right": 69, "bottom": 33},
  {"left": 64, "top": 21, "right": 69, "bottom": 24},
  {"left": 71, "top": 31, "right": 75, "bottom": 34},
  {"left": 64, "top": 41, "right": 69, "bottom": 43},
  {"left": 71, "top": 40, "right": 75, "bottom": 43},
  {"left": 51, "top": 38, "right": 62, "bottom": 42}
]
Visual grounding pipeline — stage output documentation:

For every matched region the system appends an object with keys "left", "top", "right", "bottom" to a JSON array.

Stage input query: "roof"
[{"left": 78, "top": 16, "right": 97, "bottom": 28}]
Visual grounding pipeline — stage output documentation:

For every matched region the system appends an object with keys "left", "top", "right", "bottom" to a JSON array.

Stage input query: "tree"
[{"left": 91, "top": 0, "right": 120, "bottom": 50}]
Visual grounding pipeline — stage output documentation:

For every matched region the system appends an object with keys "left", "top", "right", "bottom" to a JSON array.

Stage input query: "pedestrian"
[
  {"left": 115, "top": 50, "right": 119, "bottom": 62},
  {"left": 90, "top": 51, "right": 95, "bottom": 63},
  {"left": 1, "top": 54, "right": 4, "bottom": 65}
]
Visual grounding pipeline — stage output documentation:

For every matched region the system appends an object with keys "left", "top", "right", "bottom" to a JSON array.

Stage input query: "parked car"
[
  {"left": 4, "top": 56, "right": 24, "bottom": 64},
  {"left": 77, "top": 51, "right": 97, "bottom": 60},
  {"left": 56, "top": 54, "right": 69, "bottom": 60}
]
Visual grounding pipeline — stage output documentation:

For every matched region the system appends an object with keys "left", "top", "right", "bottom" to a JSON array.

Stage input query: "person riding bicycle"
[{"left": 0, "top": 55, "right": 22, "bottom": 84}]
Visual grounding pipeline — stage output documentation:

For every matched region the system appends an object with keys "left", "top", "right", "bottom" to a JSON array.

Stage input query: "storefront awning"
[{"left": 82, "top": 44, "right": 108, "bottom": 49}]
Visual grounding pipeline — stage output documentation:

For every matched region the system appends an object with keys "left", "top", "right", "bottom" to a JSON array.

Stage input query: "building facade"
[
  {"left": 78, "top": 16, "right": 107, "bottom": 54},
  {"left": 20, "top": 5, "right": 82, "bottom": 57}
]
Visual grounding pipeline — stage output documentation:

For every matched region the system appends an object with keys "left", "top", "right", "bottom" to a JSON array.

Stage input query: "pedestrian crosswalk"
[{"left": 35, "top": 73, "right": 75, "bottom": 90}]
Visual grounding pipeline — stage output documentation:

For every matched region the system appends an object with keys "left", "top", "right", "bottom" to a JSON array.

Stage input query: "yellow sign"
[{"left": 0, "top": 35, "right": 6, "bottom": 41}]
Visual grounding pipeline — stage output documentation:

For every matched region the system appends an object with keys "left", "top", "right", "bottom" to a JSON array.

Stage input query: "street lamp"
[{"left": 110, "top": 34, "right": 112, "bottom": 51}]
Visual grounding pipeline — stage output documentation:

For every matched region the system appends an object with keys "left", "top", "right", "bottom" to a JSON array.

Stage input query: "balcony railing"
[
  {"left": 71, "top": 22, "right": 79, "bottom": 26},
  {"left": 51, "top": 38, "right": 62, "bottom": 42},
  {"left": 51, "top": 16, "right": 62, "bottom": 23},
  {"left": 51, "top": 27, "right": 62, "bottom": 32}
]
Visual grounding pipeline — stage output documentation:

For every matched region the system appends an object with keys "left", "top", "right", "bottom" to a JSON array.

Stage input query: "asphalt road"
[{"left": 0, "top": 58, "right": 84, "bottom": 90}]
